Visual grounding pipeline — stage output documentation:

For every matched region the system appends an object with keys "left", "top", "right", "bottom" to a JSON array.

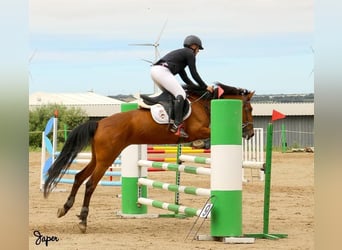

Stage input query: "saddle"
[{"left": 138, "top": 91, "right": 191, "bottom": 125}]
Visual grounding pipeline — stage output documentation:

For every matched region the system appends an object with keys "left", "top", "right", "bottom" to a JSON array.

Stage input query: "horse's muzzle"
[{"left": 243, "top": 130, "right": 254, "bottom": 140}]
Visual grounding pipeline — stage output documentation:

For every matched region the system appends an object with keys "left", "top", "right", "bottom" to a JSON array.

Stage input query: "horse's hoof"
[
  {"left": 78, "top": 222, "right": 87, "bottom": 233},
  {"left": 192, "top": 139, "right": 205, "bottom": 149},
  {"left": 57, "top": 208, "right": 66, "bottom": 218}
]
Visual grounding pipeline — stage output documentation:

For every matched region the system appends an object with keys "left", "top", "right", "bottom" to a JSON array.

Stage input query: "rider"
[{"left": 151, "top": 35, "right": 213, "bottom": 138}]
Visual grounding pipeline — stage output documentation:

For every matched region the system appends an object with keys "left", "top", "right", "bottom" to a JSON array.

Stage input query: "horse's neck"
[
  {"left": 222, "top": 94, "right": 243, "bottom": 100},
  {"left": 189, "top": 94, "right": 244, "bottom": 105},
  {"left": 187, "top": 95, "right": 211, "bottom": 123}
]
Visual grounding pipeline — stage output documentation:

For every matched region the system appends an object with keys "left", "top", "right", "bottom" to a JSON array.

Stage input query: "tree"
[{"left": 29, "top": 104, "right": 88, "bottom": 148}]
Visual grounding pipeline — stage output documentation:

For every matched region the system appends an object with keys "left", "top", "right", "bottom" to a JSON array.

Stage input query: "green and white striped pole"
[
  {"left": 210, "top": 99, "right": 242, "bottom": 237},
  {"left": 120, "top": 103, "right": 148, "bottom": 215}
]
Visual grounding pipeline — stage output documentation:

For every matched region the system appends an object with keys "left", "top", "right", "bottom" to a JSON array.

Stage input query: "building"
[
  {"left": 29, "top": 91, "right": 124, "bottom": 119},
  {"left": 252, "top": 102, "right": 314, "bottom": 148}
]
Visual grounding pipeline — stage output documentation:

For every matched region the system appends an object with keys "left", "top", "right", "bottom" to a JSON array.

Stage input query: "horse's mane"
[
  {"left": 183, "top": 84, "right": 208, "bottom": 97},
  {"left": 183, "top": 82, "right": 249, "bottom": 99}
]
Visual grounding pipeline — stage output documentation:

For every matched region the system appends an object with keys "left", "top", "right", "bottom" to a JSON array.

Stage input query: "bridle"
[
  {"left": 187, "top": 89, "right": 253, "bottom": 131},
  {"left": 241, "top": 94, "right": 254, "bottom": 130}
]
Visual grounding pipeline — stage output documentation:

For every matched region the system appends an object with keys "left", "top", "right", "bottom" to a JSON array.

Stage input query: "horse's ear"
[
  {"left": 217, "top": 86, "right": 224, "bottom": 98},
  {"left": 249, "top": 91, "right": 255, "bottom": 98}
]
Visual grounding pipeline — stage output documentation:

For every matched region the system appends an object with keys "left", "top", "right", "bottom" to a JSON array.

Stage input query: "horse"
[{"left": 43, "top": 82, "right": 255, "bottom": 233}]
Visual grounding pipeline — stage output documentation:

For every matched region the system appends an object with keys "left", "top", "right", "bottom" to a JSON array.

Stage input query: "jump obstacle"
[
  {"left": 119, "top": 99, "right": 287, "bottom": 243},
  {"left": 147, "top": 128, "right": 266, "bottom": 182}
]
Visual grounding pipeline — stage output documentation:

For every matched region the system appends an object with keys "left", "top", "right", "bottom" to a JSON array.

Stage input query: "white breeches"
[{"left": 150, "top": 65, "right": 186, "bottom": 99}]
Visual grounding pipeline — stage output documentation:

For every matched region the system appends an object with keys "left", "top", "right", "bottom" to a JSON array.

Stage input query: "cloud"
[
  {"left": 30, "top": 0, "right": 313, "bottom": 38},
  {"left": 30, "top": 0, "right": 313, "bottom": 62},
  {"left": 30, "top": 49, "right": 154, "bottom": 65}
]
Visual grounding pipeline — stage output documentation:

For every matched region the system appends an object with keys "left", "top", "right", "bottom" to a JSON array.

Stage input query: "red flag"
[
  {"left": 217, "top": 86, "right": 224, "bottom": 98},
  {"left": 272, "top": 109, "right": 286, "bottom": 121}
]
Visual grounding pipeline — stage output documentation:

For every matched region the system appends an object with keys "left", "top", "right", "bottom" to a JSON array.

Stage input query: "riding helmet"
[{"left": 183, "top": 35, "right": 204, "bottom": 50}]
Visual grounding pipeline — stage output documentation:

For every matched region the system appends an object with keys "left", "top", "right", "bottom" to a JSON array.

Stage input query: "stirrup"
[
  {"left": 170, "top": 124, "right": 178, "bottom": 133},
  {"left": 174, "top": 124, "right": 189, "bottom": 138},
  {"left": 176, "top": 128, "right": 189, "bottom": 138}
]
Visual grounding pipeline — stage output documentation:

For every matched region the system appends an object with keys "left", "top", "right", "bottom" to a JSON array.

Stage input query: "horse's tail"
[{"left": 43, "top": 120, "right": 98, "bottom": 198}]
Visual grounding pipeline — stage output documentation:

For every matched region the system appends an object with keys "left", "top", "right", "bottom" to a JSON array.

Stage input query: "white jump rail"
[{"left": 242, "top": 128, "right": 265, "bottom": 181}]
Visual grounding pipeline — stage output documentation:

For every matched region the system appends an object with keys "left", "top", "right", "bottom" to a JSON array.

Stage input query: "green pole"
[
  {"left": 175, "top": 144, "right": 181, "bottom": 206},
  {"left": 281, "top": 123, "right": 287, "bottom": 153},
  {"left": 245, "top": 123, "right": 288, "bottom": 239},
  {"left": 64, "top": 124, "right": 68, "bottom": 141},
  {"left": 120, "top": 103, "right": 138, "bottom": 112},
  {"left": 263, "top": 123, "right": 273, "bottom": 234}
]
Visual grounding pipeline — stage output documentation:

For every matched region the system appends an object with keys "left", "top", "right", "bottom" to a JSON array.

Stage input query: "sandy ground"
[{"left": 29, "top": 151, "right": 314, "bottom": 250}]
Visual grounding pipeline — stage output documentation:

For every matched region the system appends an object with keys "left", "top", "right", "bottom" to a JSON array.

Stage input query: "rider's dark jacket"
[{"left": 154, "top": 47, "right": 207, "bottom": 88}]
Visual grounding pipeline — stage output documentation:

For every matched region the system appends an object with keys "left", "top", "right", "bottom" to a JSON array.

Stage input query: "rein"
[
  {"left": 187, "top": 91, "right": 212, "bottom": 119},
  {"left": 187, "top": 90, "right": 211, "bottom": 104}
]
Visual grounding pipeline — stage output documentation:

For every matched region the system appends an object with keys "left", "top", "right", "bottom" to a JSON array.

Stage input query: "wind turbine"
[
  {"left": 29, "top": 49, "right": 37, "bottom": 85},
  {"left": 308, "top": 46, "right": 314, "bottom": 79},
  {"left": 129, "top": 20, "right": 168, "bottom": 94},
  {"left": 129, "top": 19, "right": 168, "bottom": 64}
]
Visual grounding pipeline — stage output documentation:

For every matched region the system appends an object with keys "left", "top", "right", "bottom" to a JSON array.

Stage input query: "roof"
[
  {"left": 29, "top": 91, "right": 123, "bottom": 105},
  {"left": 252, "top": 102, "right": 314, "bottom": 116},
  {"left": 29, "top": 92, "right": 124, "bottom": 117}
]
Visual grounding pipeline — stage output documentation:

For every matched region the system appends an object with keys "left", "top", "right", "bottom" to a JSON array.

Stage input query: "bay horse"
[{"left": 43, "top": 82, "right": 255, "bottom": 233}]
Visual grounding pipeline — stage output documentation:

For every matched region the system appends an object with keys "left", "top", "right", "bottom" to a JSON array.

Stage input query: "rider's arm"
[
  {"left": 186, "top": 54, "right": 207, "bottom": 88},
  {"left": 179, "top": 69, "right": 196, "bottom": 86}
]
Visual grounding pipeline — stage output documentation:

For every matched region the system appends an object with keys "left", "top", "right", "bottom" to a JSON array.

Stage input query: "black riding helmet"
[{"left": 183, "top": 35, "right": 204, "bottom": 50}]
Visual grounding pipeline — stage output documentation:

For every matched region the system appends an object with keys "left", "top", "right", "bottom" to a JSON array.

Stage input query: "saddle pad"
[
  {"left": 151, "top": 104, "right": 170, "bottom": 124},
  {"left": 150, "top": 103, "right": 192, "bottom": 124}
]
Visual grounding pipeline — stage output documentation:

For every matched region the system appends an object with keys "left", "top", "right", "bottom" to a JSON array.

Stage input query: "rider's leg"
[
  {"left": 151, "top": 66, "right": 188, "bottom": 137},
  {"left": 170, "top": 95, "right": 188, "bottom": 138},
  {"left": 151, "top": 66, "right": 185, "bottom": 98}
]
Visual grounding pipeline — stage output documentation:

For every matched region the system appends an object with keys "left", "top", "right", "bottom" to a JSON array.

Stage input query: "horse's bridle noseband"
[{"left": 242, "top": 95, "right": 253, "bottom": 129}]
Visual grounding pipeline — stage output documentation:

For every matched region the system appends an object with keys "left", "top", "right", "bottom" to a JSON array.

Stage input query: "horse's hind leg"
[
  {"left": 57, "top": 161, "right": 96, "bottom": 218},
  {"left": 77, "top": 163, "right": 109, "bottom": 233}
]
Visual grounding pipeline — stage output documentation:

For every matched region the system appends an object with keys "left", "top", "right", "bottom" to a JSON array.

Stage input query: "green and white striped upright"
[
  {"left": 120, "top": 103, "right": 148, "bottom": 215},
  {"left": 210, "top": 99, "right": 243, "bottom": 237}
]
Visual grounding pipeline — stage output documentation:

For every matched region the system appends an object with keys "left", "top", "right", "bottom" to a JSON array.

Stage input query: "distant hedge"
[{"left": 29, "top": 104, "right": 88, "bottom": 148}]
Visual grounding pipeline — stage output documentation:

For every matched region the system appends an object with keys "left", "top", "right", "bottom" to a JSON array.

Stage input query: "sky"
[{"left": 29, "top": 0, "right": 314, "bottom": 96}]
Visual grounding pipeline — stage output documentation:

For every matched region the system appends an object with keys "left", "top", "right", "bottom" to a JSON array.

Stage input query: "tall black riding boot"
[{"left": 170, "top": 95, "right": 188, "bottom": 138}]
